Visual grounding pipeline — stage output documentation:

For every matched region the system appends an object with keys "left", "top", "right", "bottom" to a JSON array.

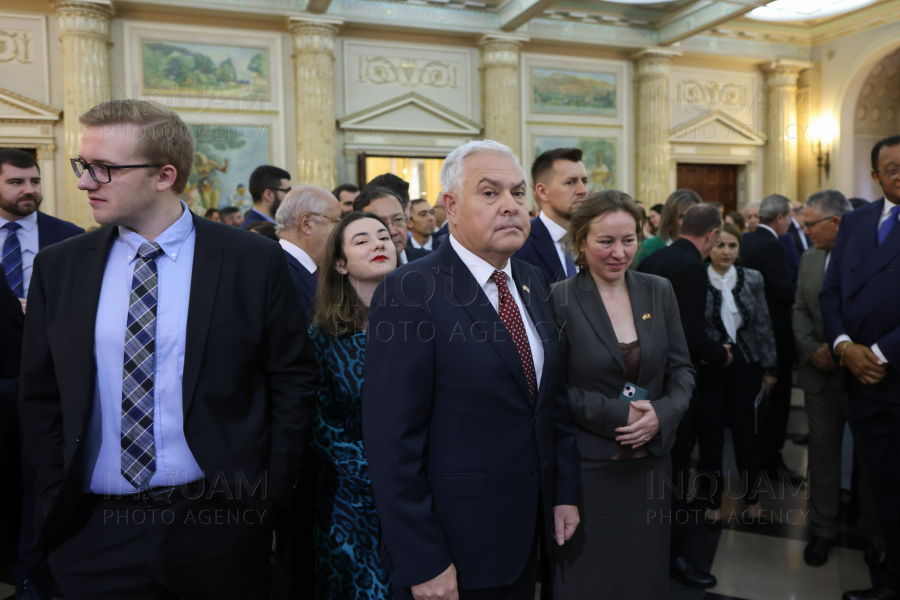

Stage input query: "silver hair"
[
  {"left": 744, "top": 202, "right": 761, "bottom": 210},
  {"left": 275, "top": 184, "right": 336, "bottom": 234},
  {"left": 440, "top": 139, "right": 526, "bottom": 196},
  {"left": 759, "top": 194, "right": 792, "bottom": 224},
  {"left": 805, "top": 189, "right": 852, "bottom": 217}
]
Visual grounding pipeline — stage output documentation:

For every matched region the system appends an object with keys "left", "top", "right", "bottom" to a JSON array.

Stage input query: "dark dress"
[{"left": 309, "top": 327, "right": 392, "bottom": 600}]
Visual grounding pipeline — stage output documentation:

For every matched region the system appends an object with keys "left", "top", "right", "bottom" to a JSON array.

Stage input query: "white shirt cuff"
[
  {"left": 872, "top": 343, "right": 889, "bottom": 364},
  {"left": 833, "top": 334, "right": 851, "bottom": 352}
]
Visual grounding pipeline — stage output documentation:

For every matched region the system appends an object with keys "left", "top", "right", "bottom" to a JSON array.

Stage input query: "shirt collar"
[
  {"left": 119, "top": 201, "right": 194, "bottom": 263},
  {"left": 538, "top": 211, "right": 568, "bottom": 243},
  {"left": 708, "top": 264, "right": 736, "bottom": 284},
  {"left": 0, "top": 210, "right": 38, "bottom": 231},
  {"left": 279, "top": 239, "right": 317, "bottom": 274},
  {"left": 448, "top": 233, "right": 513, "bottom": 288},
  {"left": 250, "top": 207, "right": 276, "bottom": 223},
  {"left": 884, "top": 196, "right": 898, "bottom": 216},
  {"left": 757, "top": 224, "right": 779, "bottom": 239}
]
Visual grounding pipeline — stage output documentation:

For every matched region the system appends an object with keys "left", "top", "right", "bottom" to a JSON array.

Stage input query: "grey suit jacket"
[
  {"left": 551, "top": 271, "right": 695, "bottom": 461},
  {"left": 794, "top": 249, "right": 840, "bottom": 394}
]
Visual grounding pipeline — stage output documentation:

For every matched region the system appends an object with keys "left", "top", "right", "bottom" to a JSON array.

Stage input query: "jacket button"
[
  {"left": 75, "top": 436, "right": 81, "bottom": 443},
  {"left": 531, "top": 467, "right": 540, "bottom": 476},
  {"left": 533, "top": 416, "right": 539, "bottom": 424},
  {"left": 878, "top": 301, "right": 884, "bottom": 306}
]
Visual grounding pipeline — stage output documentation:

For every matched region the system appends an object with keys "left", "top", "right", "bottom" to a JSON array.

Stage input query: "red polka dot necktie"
[{"left": 490, "top": 270, "right": 537, "bottom": 400}]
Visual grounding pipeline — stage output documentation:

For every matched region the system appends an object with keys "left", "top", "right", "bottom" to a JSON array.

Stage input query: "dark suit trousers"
[
  {"left": 49, "top": 494, "right": 273, "bottom": 600},
  {"left": 849, "top": 392, "right": 900, "bottom": 592},
  {"left": 669, "top": 391, "right": 698, "bottom": 557},
  {"left": 759, "top": 335, "right": 795, "bottom": 471},
  {"left": 272, "top": 453, "right": 320, "bottom": 600},
  {"left": 695, "top": 350, "right": 763, "bottom": 509}
]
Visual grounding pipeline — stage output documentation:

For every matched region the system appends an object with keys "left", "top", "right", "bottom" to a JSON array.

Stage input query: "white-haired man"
[
  {"left": 363, "top": 140, "right": 580, "bottom": 600},
  {"left": 275, "top": 185, "right": 342, "bottom": 314}
]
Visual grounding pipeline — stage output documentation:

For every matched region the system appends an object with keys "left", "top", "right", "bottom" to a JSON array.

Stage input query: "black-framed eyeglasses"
[
  {"left": 309, "top": 213, "right": 341, "bottom": 225},
  {"left": 268, "top": 186, "right": 292, "bottom": 194},
  {"left": 70, "top": 158, "right": 162, "bottom": 184},
  {"left": 875, "top": 166, "right": 900, "bottom": 180},
  {"left": 804, "top": 215, "right": 835, "bottom": 229},
  {"left": 388, "top": 216, "right": 407, "bottom": 228}
]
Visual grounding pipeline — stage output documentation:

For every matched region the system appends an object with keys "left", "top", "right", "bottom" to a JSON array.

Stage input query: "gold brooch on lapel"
[
  {"left": 522, "top": 285, "right": 530, "bottom": 294},
  {"left": 642, "top": 313, "right": 652, "bottom": 320}
]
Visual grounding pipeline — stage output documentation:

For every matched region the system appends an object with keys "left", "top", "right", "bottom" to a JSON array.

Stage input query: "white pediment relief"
[
  {"left": 669, "top": 111, "right": 765, "bottom": 146},
  {"left": 0, "top": 86, "right": 60, "bottom": 122},
  {"left": 339, "top": 92, "right": 482, "bottom": 136}
]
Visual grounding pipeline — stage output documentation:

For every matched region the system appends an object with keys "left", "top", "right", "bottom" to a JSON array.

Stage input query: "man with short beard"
[
  {"left": 242, "top": 164, "right": 291, "bottom": 229},
  {"left": 514, "top": 147, "right": 588, "bottom": 284},
  {"left": 0, "top": 148, "right": 82, "bottom": 600}
]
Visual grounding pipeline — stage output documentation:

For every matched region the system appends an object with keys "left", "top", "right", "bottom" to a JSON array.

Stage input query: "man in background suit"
[
  {"left": 354, "top": 187, "right": 429, "bottom": 265},
  {"left": 638, "top": 203, "right": 729, "bottom": 590},
  {"left": 795, "top": 190, "right": 885, "bottom": 570},
  {"left": 408, "top": 198, "right": 441, "bottom": 251},
  {"left": 740, "top": 194, "right": 802, "bottom": 484},
  {"left": 332, "top": 183, "right": 360, "bottom": 216},
  {"left": 822, "top": 135, "right": 900, "bottom": 600},
  {"left": 0, "top": 148, "right": 83, "bottom": 600},
  {"left": 364, "top": 140, "right": 579, "bottom": 600},
  {"left": 514, "top": 147, "right": 588, "bottom": 284},
  {"left": 275, "top": 185, "right": 341, "bottom": 315},
  {"left": 271, "top": 185, "right": 340, "bottom": 600},
  {"left": 19, "top": 99, "right": 317, "bottom": 600},
  {"left": 789, "top": 205, "right": 810, "bottom": 255},
  {"left": 242, "top": 165, "right": 292, "bottom": 229}
]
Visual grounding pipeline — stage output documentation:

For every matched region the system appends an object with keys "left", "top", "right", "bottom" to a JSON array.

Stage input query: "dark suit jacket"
[
  {"left": 788, "top": 219, "right": 810, "bottom": 256},
  {"left": 779, "top": 232, "right": 801, "bottom": 287},
  {"left": 637, "top": 238, "right": 729, "bottom": 368},
  {"left": 821, "top": 198, "right": 900, "bottom": 405},
  {"left": 0, "top": 270, "right": 23, "bottom": 433},
  {"left": 402, "top": 245, "right": 430, "bottom": 264},
  {"left": 284, "top": 250, "right": 317, "bottom": 315},
  {"left": 37, "top": 211, "right": 85, "bottom": 248},
  {"left": 794, "top": 249, "right": 837, "bottom": 395},
  {"left": 513, "top": 216, "right": 568, "bottom": 284},
  {"left": 363, "top": 241, "right": 578, "bottom": 590},
  {"left": 241, "top": 207, "right": 271, "bottom": 229},
  {"left": 740, "top": 227, "right": 795, "bottom": 355},
  {"left": 550, "top": 271, "right": 693, "bottom": 461},
  {"left": 19, "top": 215, "right": 318, "bottom": 544}
]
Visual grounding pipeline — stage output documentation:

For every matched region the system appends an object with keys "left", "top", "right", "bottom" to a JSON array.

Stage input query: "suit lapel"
[
  {"left": 849, "top": 199, "right": 896, "bottom": 297},
  {"left": 182, "top": 216, "right": 222, "bottom": 417},
  {"left": 36, "top": 212, "right": 52, "bottom": 250},
  {"left": 627, "top": 273, "right": 654, "bottom": 384},
  {"left": 575, "top": 274, "right": 626, "bottom": 373},
  {"left": 531, "top": 219, "right": 566, "bottom": 281},
  {"left": 440, "top": 244, "right": 533, "bottom": 402},
  {"left": 72, "top": 227, "right": 117, "bottom": 433}
]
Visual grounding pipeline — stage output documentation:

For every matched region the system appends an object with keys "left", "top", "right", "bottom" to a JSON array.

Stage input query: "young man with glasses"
[
  {"left": 243, "top": 165, "right": 292, "bottom": 229},
  {"left": 19, "top": 99, "right": 318, "bottom": 600}
]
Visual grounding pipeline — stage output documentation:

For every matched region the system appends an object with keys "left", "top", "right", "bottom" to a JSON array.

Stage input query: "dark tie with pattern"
[
  {"left": 490, "top": 270, "right": 537, "bottom": 399},
  {"left": 878, "top": 205, "right": 900, "bottom": 245},
  {"left": 2, "top": 222, "right": 24, "bottom": 298},
  {"left": 121, "top": 242, "right": 162, "bottom": 487}
]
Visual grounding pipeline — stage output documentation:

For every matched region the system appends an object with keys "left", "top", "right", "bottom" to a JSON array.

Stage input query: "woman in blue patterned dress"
[{"left": 309, "top": 212, "right": 398, "bottom": 599}]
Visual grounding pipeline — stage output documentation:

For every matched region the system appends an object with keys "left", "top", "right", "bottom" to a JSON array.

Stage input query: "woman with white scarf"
[{"left": 697, "top": 222, "right": 778, "bottom": 524}]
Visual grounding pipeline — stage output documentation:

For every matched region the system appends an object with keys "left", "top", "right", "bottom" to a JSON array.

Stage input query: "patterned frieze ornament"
[
  {"left": 289, "top": 15, "right": 342, "bottom": 190},
  {"left": 52, "top": 0, "right": 114, "bottom": 228},
  {"left": 478, "top": 33, "right": 527, "bottom": 157}
]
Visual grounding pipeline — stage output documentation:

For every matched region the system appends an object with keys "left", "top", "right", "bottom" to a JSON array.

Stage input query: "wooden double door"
[{"left": 676, "top": 163, "right": 737, "bottom": 215}]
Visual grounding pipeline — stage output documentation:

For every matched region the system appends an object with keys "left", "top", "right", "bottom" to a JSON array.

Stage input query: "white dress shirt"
[
  {"left": 0, "top": 211, "right": 38, "bottom": 298},
  {"left": 279, "top": 239, "right": 317, "bottom": 274},
  {"left": 539, "top": 211, "right": 576, "bottom": 275},
  {"left": 409, "top": 235, "right": 433, "bottom": 251},
  {"left": 448, "top": 234, "right": 544, "bottom": 387},
  {"left": 879, "top": 195, "right": 899, "bottom": 228}
]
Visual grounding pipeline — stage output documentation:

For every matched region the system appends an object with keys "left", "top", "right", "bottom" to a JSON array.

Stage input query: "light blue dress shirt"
[
  {"left": 84, "top": 202, "right": 204, "bottom": 494},
  {"left": 0, "top": 211, "right": 39, "bottom": 298}
]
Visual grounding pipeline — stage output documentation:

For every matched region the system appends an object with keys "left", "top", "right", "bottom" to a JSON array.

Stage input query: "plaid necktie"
[
  {"left": 490, "top": 270, "right": 538, "bottom": 400},
  {"left": 1, "top": 222, "right": 24, "bottom": 298},
  {"left": 121, "top": 242, "right": 162, "bottom": 487}
]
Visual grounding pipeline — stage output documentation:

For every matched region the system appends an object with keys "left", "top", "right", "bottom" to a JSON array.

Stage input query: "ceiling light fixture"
[{"left": 747, "top": 0, "right": 878, "bottom": 22}]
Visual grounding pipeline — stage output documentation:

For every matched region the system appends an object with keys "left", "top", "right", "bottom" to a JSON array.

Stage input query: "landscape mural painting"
[
  {"left": 182, "top": 124, "right": 270, "bottom": 215},
  {"left": 535, "top": 136, "right": 617, "bottom": 192},
  {"left": 531, "top": 68, "right": 616, "bottom": 116},
  {"left": 142, "top": 40, "right": 269, "bottom": 101}
]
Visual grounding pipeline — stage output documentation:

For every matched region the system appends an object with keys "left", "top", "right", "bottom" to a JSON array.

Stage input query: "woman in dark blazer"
[
  {"left": 696, "top": 222, "right": 777, "bottom": 522},
  {"left": 552, "top": 191, "right": 694, "bottom": 600}
]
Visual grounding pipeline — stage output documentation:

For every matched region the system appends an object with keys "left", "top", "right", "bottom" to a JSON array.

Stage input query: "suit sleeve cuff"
[
  {"left": 833, "top": 334, "right": 851, "bottom": 352},
  {"left": 872, "top": 343, "right": 889, "bottom": 364}
]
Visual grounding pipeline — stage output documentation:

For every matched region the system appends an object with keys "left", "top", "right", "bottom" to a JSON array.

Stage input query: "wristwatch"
[{"left": 837, "top": 341, "right": 853, "bottom": 367}]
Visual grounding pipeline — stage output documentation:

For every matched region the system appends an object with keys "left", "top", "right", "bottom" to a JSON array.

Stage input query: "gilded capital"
[
  {"left": 51, "top": 0, "right": 114, "bottom": 40},
  {"left": 632, "top": 48, "right": 680, "bottom": 79},
  {"left": 759, "top": 60, "right": 811, "bottom": 88},
  {"left": 288, "top": 16, "right": 342, "bottom": 57},
  {"left": 478, "top": 34, "right": 526, "bottom": 69}
]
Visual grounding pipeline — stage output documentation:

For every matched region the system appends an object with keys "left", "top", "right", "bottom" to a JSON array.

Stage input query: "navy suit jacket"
[
  {"left": 402, "top": 245, "right": 430, "bottom": 264},
  {"left": 363, "top": 241, "right": 578, "bottom": 590},
  {"left": 740, "top": 228, "right": 795, "bottom": 353},
  {"left": 821, "top": 198, "right": 900, "bottom": 405},
  {"left": 241, "top": 208, "right": 271, "bottom": 229},
  {"left": 788, "top": 220, "right": 810, "bottom": 256},
  {"left": 283, "top": 251, "right": 317, "bottom": 316},
  {"left": 513, "top": 216, "right": 568, "bottom": 284},
  {"left": 778, "top": 232, "right": 801, "bottom": 287},
  {"left": 37, "top": 212, "right": 84, "bottom": 249},
  {"left": 433, "top": 222, "right": 449, "bottom": 247}
]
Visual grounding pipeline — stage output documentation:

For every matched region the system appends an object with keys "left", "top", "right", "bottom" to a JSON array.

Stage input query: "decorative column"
[
  {"left": 478, "top": 34, "right": 527, "bottom": 155},
  {"left": 52, "top": 0, "right": 114, "bottom": 228},
  {"left": 36, "top": 143, "right": 58, "bottom": 216},
  {"left": 289, "top": 16, "right": 342, "bottom": 190},
  {"left": 633, "top": 48, "right": 681, "bottom": 204},
  {"left": 796, "top": 66, "right": 821, "bottom": 201},
  {"left": 760, "top": 60, "right": 811, "bottom": 201}
]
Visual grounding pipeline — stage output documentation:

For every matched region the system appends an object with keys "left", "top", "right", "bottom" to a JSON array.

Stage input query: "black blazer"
[
  {"left": 284, "top": 250, "right": 317, "bottom": 315},
  {"left": 637, "top": 238, "right": 729, "bottom": 368},
  {"left": 551, "top": 271, "right": 693, "bottom": 460},
  {"left": 37, "top": 211, "right": 84, "bottom": 248},
  {"left": 18, "top": 215, "right": 318, "bottom": 544},
  {"left": 402, "top": 245, "right": 430, "bottom": 264},
  {"left": 513, "top": 216, "right": 568, "bottom": 284},
  {"left": 0, "top": 271, "right": 23, "bottom": 421},
  {"left": 740, "top": 228, "right": 795, "bottom": 351},
  {"left": 363, "top": 241, "right": 578, "bottom": 590},
  {"left": 788, "top": 219, "right": 810, "bottom": 256}
]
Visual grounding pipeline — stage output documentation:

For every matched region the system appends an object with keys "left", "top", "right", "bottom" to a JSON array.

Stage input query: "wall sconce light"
[{"left": 810, "top": 116, "right": 836, "bottom": 187}]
